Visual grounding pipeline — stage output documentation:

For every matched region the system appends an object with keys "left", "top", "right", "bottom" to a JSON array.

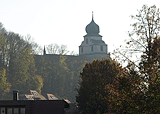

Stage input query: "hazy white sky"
[{"left": 0, "top": 0, "right": 159, "bottom": 54}]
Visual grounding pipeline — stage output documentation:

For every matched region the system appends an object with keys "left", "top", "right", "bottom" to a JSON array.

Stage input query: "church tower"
[{"left": 79, "top": 12, "right": 109, "bottom": 62}]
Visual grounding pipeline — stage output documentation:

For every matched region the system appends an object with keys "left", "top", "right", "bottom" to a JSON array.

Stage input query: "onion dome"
[{"left": 85, "top": 12, "right": 101, "bottom": 37}]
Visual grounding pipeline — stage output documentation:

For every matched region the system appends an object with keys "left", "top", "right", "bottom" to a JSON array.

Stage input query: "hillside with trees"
[
  {"left": 0, "top": 23, "right": 86, "bottom": 101},
  {"left": 34, "top": 54, "right": 86, "bottom": 102},
  {"left": 0, "top": 24, "right": 43, "bottom": 99}
]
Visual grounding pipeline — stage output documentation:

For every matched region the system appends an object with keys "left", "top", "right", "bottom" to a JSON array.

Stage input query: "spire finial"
[
  {"left": 43, "top": 45, "right": 46, "bottom": 55},
  {"left": 92, "top": 11, "right": 94, "bottom": 21}
]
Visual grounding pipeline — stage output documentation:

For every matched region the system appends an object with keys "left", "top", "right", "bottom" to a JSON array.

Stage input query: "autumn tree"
[
  {"left": 24, "top": 34, "right": 43, "bottom": 55},
  {"left": 107, "top": 64, "right": 147, "bottom": 113},
  {"left": 0, "top": 34, "right": 6, "bottom": 69},
  {"left": 76, "top": 59, "right": 121, "bottom": 114},
  {"left": 0, "top": 23, "right": 7, "bottom": 69},
  {"left": 108, "top": 5, "right": 160, "bottom": 113},
  {"left": 45, "top": 43, "right": 78, "bottom": 55},
  {"left": 114, "top": 5, "right": 160, "bottom": 66},
  {"left": 108, "top": 39, "right": 159, "bottom": 113},
  {"left": 0, "top": 24, "right": 11, "bottom": 99},
  {"left": 0, "top": 23, "right": 43, "bottom": 96},
  {"left": 9, "top": 45, "right": 43, "bottom": 93},
  {"left": 0, "top": 68, "right": 11, "bottom": 99}
]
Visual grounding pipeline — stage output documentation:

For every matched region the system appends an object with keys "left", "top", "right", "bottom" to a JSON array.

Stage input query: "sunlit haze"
[{"left": 0, "top": 0, "right": 159, "bottom": 54}]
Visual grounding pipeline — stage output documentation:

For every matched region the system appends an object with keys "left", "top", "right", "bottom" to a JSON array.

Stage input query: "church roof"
[{"left": 85, "top": 12, "right": 102, "bottom": 37}]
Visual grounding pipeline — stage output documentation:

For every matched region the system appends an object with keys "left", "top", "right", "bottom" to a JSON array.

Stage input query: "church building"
[
  {"left": 42, "top": 12, "right": 109, "bottom": 62},
  {"left": 79, "top": 12, "right": 109, "bottom": 62}
]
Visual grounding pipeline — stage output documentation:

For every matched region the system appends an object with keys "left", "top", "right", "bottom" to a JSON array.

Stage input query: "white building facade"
[{"left": 79, "top": 13, "right": 109, "bottom": 62}]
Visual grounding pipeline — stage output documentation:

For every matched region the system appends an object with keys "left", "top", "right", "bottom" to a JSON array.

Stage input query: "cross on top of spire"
[{"left": 92, "top": 11, "right": 94, "bottom": 20}]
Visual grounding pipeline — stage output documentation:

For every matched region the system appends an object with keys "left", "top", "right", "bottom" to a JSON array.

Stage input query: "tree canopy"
[
  {"left": 0, "top": 23, "right": 43, "bottom": 99},
  {"left": 76, "top": 59, "right": 122, "bottom": 114},
  {"left": 108, "top": 5, "right": 160, "bottom": 113}
]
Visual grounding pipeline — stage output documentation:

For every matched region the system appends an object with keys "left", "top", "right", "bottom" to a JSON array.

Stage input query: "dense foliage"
[
  {"left": 0, "top": 24, "right": 43, "bottom": 99},
  {"left": 108, "top": 39, "right": 159, "bottom": 113},
  {"left": 76, "top": 59, "right": 122, "bottom": 114},
  {"left": 35, "top": 54, "right": 86, "bottom": 102},
  {"left": 109, "top": 5, "right": 160, "bottom": 113}
]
